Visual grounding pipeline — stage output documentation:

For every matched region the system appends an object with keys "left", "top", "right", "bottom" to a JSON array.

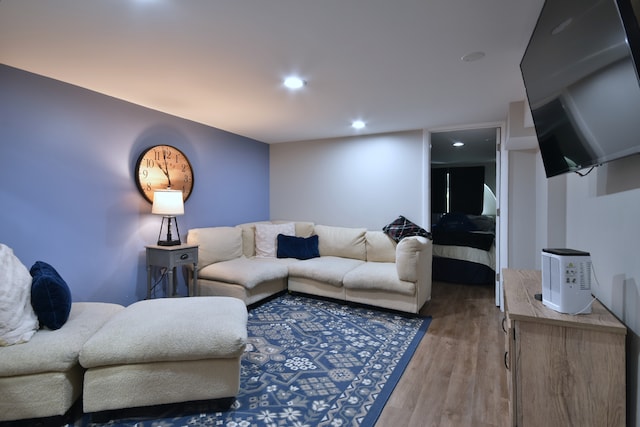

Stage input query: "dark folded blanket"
[{"left": 432, "top": 230, "right": 494, "bottom": 251}]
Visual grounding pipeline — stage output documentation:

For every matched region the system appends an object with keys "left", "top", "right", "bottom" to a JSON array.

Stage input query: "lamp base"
[
  {"left": 156, "top": 216, "right": 182, "bottom": 247},
  {"left": 157, "top": 239, "right": 182, "bottom": 247}
]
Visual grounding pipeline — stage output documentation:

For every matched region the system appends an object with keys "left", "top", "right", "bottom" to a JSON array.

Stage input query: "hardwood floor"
[{"left": 376, "top": 281, "right": 509, "bottom": 427}]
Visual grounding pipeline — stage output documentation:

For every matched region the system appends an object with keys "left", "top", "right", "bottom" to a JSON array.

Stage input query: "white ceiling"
[
  {"left": 0, "top": 0, "right": 544, "bottom": 144},
  {"left": 431, "top": 127, "right": 498, "bottom": 165}
]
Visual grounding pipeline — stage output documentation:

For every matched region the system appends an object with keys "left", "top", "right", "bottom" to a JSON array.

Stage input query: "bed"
[{"left": 431, "top": 213, "right": 496, "bottom": 285}]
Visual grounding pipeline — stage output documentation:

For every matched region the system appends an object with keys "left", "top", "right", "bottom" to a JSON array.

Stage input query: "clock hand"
[{"left": 158, "top": 149, "right": 173, "bottom": 188}]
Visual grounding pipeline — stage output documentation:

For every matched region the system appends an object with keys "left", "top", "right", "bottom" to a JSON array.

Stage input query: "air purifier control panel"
[{"left": 564, "top": 260, "right": 591, "bottom": 289}]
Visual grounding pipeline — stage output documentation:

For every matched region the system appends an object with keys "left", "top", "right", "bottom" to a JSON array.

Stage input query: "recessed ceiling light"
[
  {"left": 452, "top": 141, "right": 465, "bottom": 147},
  {"left": 283, "top": 76, "right": 306, "bottom": 90},
  {"left": 461, "top": 51, "right": 486, "bottom": 62},
  {"left": 352, "top": 120, "right": 366, "bottom": 130}
]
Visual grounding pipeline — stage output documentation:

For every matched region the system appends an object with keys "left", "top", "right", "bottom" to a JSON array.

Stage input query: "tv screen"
[{"left": 521, "top": 0, "right": 640, "bottom": 178}]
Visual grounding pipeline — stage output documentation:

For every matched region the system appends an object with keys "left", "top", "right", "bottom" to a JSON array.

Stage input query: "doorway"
[{"left": 429, "top": 126, "right": 502, "bottom": 306}]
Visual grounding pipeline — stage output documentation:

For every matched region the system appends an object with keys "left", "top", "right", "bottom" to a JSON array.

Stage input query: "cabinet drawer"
[{"left": 168, "top": 248, "right": 198, "bottom": 264}]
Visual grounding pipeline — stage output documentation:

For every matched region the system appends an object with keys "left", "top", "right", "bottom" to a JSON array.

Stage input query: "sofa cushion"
[
  {"left": 80, "top": 297, "right": 247, "bottom": 367},
  {"left": 30, "top": 261, "right": 72, "bottom": 330},
  {"left": 288, "top": 256, "right": 364, "bottom": 287},
  {"left": 0, "top": 302, "right": 124, "bottom": 377},
  {"left": 0, "top": 244, "right": 39, "bottom": 346},
  {"left": 343, "top": 262, "right": 416, "bottom": 296},
  {"left": 237, "top": 221, "right": 269, "bottom": 258},
  {"left": 314, "top": 225, "right": 367, "bottom": 260},
  {"left": 277, "top": 234, "right": 320, "bottom": 260},
  {"left": 272, "top": 220, "right": 315, "bottom": 238},
  {"left": 365, "top": 231, "right": 396, "bottom": 262},
  {"left": 255, "top": 222, "right": 295, "bottom": 258},
  {"left": 199, "top": 257, "right": 290, "bottom": 289},
  {"left": 187, "top": 227, "right": 243, "bottom": 268},
  {"left": 383, "top": 215, "right": 431, "bottom": 242}
]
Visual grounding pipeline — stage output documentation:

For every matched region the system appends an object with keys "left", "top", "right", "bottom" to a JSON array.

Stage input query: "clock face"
[{"left": 135, "top": 145, "right": 194, "bottom": 204}]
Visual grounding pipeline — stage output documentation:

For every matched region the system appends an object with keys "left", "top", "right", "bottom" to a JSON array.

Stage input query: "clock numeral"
[
  {"left": 145, "top": 159, "right": 155, "bottom": 168},
  {"left": 146, "top": 182, "right": 152, "bottom": 191},
  {"left": 183, "top": 174, "right": 190, "bottom": 183},
  {"left": 175, "top": 154, "right": 182, "bottom": 164},
  {"left": 141, "top": 170, "right": 149, "bottom": 179}
]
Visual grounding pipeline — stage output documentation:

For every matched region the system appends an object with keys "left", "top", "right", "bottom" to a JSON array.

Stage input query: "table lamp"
[{"left": 152, "top": 189, "right": 184, "bottom": 246}]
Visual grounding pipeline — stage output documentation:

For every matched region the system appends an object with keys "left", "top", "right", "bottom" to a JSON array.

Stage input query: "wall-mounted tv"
[{"left": 521, "top": 0, "right": 640, "bottom": 178}]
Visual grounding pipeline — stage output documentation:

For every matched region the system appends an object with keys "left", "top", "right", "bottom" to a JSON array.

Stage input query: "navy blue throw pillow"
[
  {"left": 277, "top": 234, "right": 320, "bottom": 260},
  {"left": 30, "top": 261, "right": 72, "bottom": 330}
]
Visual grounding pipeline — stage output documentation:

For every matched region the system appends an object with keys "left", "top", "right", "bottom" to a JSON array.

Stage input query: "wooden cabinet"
[{"left": 503, "top": 269, "right": 626, "bottom": 427}]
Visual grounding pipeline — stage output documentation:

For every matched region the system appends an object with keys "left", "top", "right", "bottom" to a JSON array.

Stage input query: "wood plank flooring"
[{"left": 376, "top": 281, "right": 509, "bottom": 427}]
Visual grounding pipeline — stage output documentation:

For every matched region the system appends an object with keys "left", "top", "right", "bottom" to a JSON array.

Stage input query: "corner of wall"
[{"left": 505, "top": 101, "right": 538, "bottom": 151}]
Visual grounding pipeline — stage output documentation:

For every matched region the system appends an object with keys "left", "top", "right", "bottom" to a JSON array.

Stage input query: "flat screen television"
[{"left": 521, "top": 0, "right": 640, "bottom": 178}]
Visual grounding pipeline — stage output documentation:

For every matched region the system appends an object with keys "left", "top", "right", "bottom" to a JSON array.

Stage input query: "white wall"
[
  {"left": 506, "top": 149, "right": 539, "bottom": 269},
  {"left": 564, "top": 155, "right": 640, "bottom": 319},
  {"left": 270, "top": 130, "right": 429, "bottom": 230},
  {"left": 507, "top": 139, "right": 640, "bottom": 425},
  {"left": 564, "top": 155, "right": 640, "bottom": 426}
]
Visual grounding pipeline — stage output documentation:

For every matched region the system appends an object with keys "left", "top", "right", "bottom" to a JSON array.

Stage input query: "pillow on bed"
[
  {"left": 434, "top": 212, "right": 478, "bottom": 231},
  {"left": 383, "top": 216, "right": 432, "bottom": 243},
  {"left": 467, "top": 214, "right": 496, "bottom": 232}
]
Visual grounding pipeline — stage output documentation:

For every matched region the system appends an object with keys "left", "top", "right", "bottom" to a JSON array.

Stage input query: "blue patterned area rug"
[{"left": 83, "top": 293, "right": 431, "bottom": 427}]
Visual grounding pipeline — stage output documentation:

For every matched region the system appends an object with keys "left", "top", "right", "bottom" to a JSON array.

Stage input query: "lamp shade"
[{"left": 152, "top": 190, "right": 184, "bottom": 216}]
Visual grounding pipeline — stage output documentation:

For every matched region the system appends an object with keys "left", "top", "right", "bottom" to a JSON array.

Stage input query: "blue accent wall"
[{"left": 0, "top": 65, "right": 270, "bottom": 306}]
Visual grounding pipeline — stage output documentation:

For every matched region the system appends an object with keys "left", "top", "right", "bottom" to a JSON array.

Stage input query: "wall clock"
[{"left": 135, "top": 145, "right": 194, "bottom": 204}]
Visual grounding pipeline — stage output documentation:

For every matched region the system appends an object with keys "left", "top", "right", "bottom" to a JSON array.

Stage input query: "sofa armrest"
[{"left": 395, "top": 236, "right": 429, "bottom": 282}]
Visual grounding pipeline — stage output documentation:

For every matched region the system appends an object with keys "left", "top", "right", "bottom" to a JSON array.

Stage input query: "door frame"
[{"left": 427, "top": 121, "right": 507, "bottom": 307}]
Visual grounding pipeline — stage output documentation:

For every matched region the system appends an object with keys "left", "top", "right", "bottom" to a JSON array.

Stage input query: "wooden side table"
[{"left": 146, "top": 244, "right": 198, "bottom": 298}]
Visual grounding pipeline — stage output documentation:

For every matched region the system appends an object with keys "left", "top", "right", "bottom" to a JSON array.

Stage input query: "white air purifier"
[{"left": 541, "top": 249, "right": 592, "bottom": 314}]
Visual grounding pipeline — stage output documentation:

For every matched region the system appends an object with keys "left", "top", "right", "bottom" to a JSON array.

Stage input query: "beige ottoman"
[{"left": 79, "top": 296, "right": 248, "bottom": 414}]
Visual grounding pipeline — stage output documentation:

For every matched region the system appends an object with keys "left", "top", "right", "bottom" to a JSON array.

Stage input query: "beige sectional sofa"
[{"left": 187, "top": 221, "right": 432, "bottom": 314}]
